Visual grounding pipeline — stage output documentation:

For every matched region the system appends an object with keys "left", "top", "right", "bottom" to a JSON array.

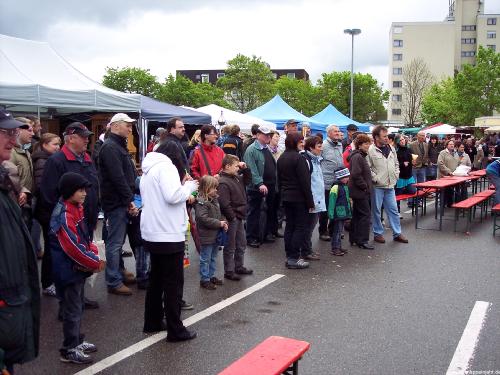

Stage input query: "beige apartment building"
[{"left": 388, "top": 0, "right": 499, "bottom": 123}]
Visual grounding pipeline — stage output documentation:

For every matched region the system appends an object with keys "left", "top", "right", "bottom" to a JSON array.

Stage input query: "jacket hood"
[
  {"left": 31, "top": 149, "right": 52, "bottom": 162},
  {"left": 141, "top": 152, "right": 172, "bottom": 174}
]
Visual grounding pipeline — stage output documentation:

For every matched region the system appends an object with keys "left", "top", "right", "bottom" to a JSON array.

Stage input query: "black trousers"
[
  {"left": 246, "top": 189, "right": 277, "bottom": 242},
  {"left": 40, "top": 223, "right": 53, "bottom": 289},
  {"left": 283, "top": 201, "right": 308, "bottom": 260},
  {"left": 318, "top": 189, "right": 333, "bottom": 235},
  {"left": 143, "top": 244, "right": 186, "bottom": 337},
  {"left": 349, "top": 196, "right": 371, "bottom": 245}
]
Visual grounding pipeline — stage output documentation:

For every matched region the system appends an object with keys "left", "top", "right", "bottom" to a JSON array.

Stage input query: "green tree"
[
  {"left": 217, "top": 54, "right": 275, "bottom": 112},
  {"left": 421, "top": 47, "right": 500, "bottom": 125},
  {"left": 272, "top": 76, "right": 324, "bottom": 116},
  {"left": 421, "top": 78, "right": 459, "bottom": 124},
  {"left": 102, "top": 67, "right": 161, "bottom": 97},
  {"left": 316, "top": 71, "right": 388, "bottom": 123},
  {"left": 158, "top": 74, "right": 231, "bottom": 108}
]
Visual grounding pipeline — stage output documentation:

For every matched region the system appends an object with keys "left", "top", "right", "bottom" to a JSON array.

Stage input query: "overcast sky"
[{"left": 2, "top": 0, "right": 500, "bottom": 92}]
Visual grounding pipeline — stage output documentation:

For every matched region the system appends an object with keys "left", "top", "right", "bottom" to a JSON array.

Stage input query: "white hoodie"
[{"left": 140, "top": 152, "right": 197, "bottom": 242}]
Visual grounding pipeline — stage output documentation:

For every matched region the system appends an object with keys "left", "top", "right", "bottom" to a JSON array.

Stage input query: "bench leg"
[
  {"left": 454, "top": 209, "right": 458, "bottom": 232},
  {"left": 467, "top": 208, "right": 472, "bottom": 234},
  {"left": 283, "top": 360, "right": 299, "bottom": 375}
]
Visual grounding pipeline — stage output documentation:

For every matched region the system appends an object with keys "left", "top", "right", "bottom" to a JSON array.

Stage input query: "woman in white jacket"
[{"left": 140, "top": 146, "right": 198, "bottom": 342}]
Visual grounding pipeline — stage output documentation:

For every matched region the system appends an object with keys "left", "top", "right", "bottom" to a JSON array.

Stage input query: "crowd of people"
[{"left": 2, "top": 109, "right": 500, "bottom": 372}]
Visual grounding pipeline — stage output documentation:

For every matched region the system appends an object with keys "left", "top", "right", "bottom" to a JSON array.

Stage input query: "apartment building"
[
  {"left": 176, "top": 69, "right": 310, "bottom": 84},
  {"left": 388, "top": 0, "right": 499, "bottom": 123}
]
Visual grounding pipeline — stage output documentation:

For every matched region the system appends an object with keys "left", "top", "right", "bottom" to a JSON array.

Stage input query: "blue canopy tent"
[
  {"left": 310, "top": 104, "right": 371, "bottom": 133},
  {"left": 138, "top": 95, "right": 211, "bottom": 158},
  {"left": 246, "top": 95, "right": 326, "bottom": 132}
]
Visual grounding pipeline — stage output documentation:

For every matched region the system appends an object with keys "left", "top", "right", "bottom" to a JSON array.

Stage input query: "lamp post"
[{"left": 344, "top": 28, "right": 361, "bottom": 120}]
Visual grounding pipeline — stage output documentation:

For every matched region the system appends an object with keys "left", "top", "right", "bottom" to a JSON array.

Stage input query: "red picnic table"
[
  {"left": 414, "top": 175, "right": 481, "bottom": 230},
  {"left": 469, "top": 169, "right": 488, "bottom": 191}
]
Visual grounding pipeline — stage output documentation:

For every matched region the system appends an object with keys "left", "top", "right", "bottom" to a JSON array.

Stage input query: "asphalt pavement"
[{"left": 16, "top": 206, "right": 500, "bottom": 375}]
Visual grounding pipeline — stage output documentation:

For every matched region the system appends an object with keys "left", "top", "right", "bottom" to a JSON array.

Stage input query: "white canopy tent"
[
  {"left": 0, "top": 34, "right": 141, "bottom": 114},
  {"left": 424, "top": 124, "right": 456, "bottom": 135},
  {"left": 196, "top": 104, "right": 276, "bottom": 132}
]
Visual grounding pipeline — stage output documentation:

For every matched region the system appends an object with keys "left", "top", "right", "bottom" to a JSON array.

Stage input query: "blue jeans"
[
  {"left": 410, "top": 168, "right": 426, "bottom": 205},
  {"left": 331, "top": 219, "right": 345, "bottom": 250},
  {"left": 487, "top": 173, "right": 500, "bottom": 205},
  {"left": 199, "top": 244, "right": 219, "bottom": 282},
  {"left": 59, "top": 279, "right": 85, "bottom": 353},
  {"left": 104, "top": 207, "right": 128, "bottom": 288},
  {"left": 426, "top": 165, "right": 437, "bottom": 180},
  {"left": 302, "top": 212, "right": 319, "bottom": 256},
  {"left": 134, "top": 245, "right": 150, "bottom": 283},
  {"left": 371, "top": 188, "right": 401, "bottom": 238}
]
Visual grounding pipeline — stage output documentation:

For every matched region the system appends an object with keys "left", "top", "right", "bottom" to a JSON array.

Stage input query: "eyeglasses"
[{"left": 0, "top": 128, "right": 20, "bottom": 138}]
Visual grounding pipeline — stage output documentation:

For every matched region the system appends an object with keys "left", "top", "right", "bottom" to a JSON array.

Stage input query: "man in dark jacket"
[
  {"left": 0, "top": 110, "right": 40, "bottom": 373},
  {"left": 98, "top": 113, "right": 138, "bottom": 296},
  {"left": 37, "top": 122, "right": 100, "bottom": 308},
  {"left": 158, "top": 117, "right": 190, "bottom": 176}
]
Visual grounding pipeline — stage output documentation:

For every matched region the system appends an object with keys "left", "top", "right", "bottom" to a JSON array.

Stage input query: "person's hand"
[
  {"left": 309, "top": 207, "right": 315, "bottom": 213},
  {"left": 182, "top": 173, "right": 193, "bottom": 184},
  {"left": 220, "top": 220, "right": 228, "bottom": 231},
  {"left": 404, "top": 161, "right": 409, "bottom": 167},
  {"left": 214, "top": 174, "right": 220, "bottom": 180},
  {"left": 18, "top": 192, "right": 27, "bottom": 206},
  {"left": 128, "top": 202, "right": 139, "bottom": 217},
  {"left": 411, "top": 160, "right": 416, "bottom": 166},
  {"left": 238, "top": 162, "right": 247, "bottom": 169},
  {"left": 187, "top": 195, "right": 196, "bottom": 204},
  {"left": 259, "top": 184, "right": 268, "bottom": 195},
  {"left": 98, "top": 260, "right": 106, "bottom": 272}
]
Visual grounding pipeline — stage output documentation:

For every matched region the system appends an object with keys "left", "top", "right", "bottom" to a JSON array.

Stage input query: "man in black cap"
[
  {"left": 37, "top": 122, "right": 100, "bottom": 308},
  {"left": 342, "top": 123, "right": 359, "bottom": 151},
  {"left": 0, "top": 110, "right": 40, "bottom": 373},
  {"left": 278, "top": 119, "right": 299, "bottom": 152}
]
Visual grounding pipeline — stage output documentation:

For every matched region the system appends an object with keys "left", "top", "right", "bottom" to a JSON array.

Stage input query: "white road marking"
[
  {"left": 74, "top": 274, "right": 285, "bottom": 375},
  {"left": 446, "top": 301, "right": 491, "bottom": 375}
]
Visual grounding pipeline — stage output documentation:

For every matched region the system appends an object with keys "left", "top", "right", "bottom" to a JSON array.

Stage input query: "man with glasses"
[
  {"left": 37, "top": 121, "right": 101, "bottom": 307},
  {"left": 0, "top": 110, "right": 40, "bottom": 373},
  {"left": 190, "top": 125, "right": 224, "bottom": 180},
  {"left": 98, "top": 113, "right": 138, "bottom": 296}
]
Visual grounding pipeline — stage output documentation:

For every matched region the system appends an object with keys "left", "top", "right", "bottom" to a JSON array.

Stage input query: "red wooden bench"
[
  {"left": 492, "top": 203, "right": 500, "bottom": 236},
  {"left": 395, "top": 188, "right": 436, "bottom": 216},
  {"left": 451, "top": 192, "right": 492, "bottom": 233},
  {"left": 218, "top": 336, "right": 311, "bottom": 375}
]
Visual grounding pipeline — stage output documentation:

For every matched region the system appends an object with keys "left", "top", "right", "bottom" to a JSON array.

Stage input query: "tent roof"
[
  {"left": 310, "top": 104, "right": 370, "bottom": 132},
  {"left": 245, "top": 95, "right": 325, "bottom": 131},
  {"left": 196, "top": 104, "right": 276, "bottom": 131},
  {"left": 140, "top": 96, "right": 210, "bottom": 123},
  {"left": 424, "top": 124, "right": 456, "bottom": 135},
  {"left": 0, "top": 34, "right": 141, "bottom": 112}
]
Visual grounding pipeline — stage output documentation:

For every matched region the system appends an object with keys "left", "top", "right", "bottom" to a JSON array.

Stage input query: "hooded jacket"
[
  {"left": 366, "top": 143, "right": 400, "bottom": 189},
  {"left": 348, "top": 149, "right": 373, "bottom": 200},
  {"left": 31, "top": 149, "right": 51, "bottom": 195},
  {"left": 140, "top": 152, "right": 197, "bottom": 244},
  {"left": 194, "top": 197, "right": 225, "bottom": 245},
  {"left": 218, "top": 169, "right": 251, "bottom": 221}
]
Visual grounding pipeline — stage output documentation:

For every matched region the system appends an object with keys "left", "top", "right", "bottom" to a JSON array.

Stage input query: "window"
[
  {"left": 393, "top": 67, "right": 403, "bottom": 75},
  {"left": 461, "top": 25, "right": 476, "bottom": 31},
  {"left": 392, "top": 109, "right": 402, "bottom": 116},
  {"left": 461, "top": 38, "right": 476, "bottom": 44},
  {"left": 393, "top": 39, "right": 403, "bottom": 47},
  {"left": 487, "top": 31, "right": 496, "bottom": 39},
  {"left": 393, "top": 53, "right": 403, "bottom": 61},
  {"left": 286, "top": 72, "right": 296, "bottom": 79},
  {"left": 201, "top": 73, "right": 209, "bottom": 83},
  {"left": 216, "top": 72, "right": 225, "bottom": 79},
  {"left": 393, "top": 81, "right": 402, "bottom": 88},
  {"left": 487, "top": 18, "right": 497, "bottom": 25},
  {"left": 487, "top": 44, "right": 496, "bottom": 52},
  {"left": 393, "top": 26, "right": 403, "bottom": 34},
  {"left": 461, "top": 51, "right": 476, "bottom": 57},
  {"left": 392, "top": 94, "right": 402, "bottom": 102}
]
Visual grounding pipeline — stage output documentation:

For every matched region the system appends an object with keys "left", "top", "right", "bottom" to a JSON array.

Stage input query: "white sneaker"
[
  {"left": 43, "top": 284, "right": 57, "bottom": 297},
  {"left": 76, "top": 341, "right": 97, "bottom": 354}
]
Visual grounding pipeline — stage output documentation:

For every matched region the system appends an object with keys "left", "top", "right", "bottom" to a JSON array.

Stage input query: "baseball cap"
[
  {"left": 63, "top": 122, "right": 93, "bottom": 137},
  {"left": 0, "top": 110, "right": 24, "bottom": 130},
  {"left": 256, "top": 125, "right": 272, "bottom": 135},
  {"left": 285, "top": 119, "right": 299, "bottom": 126},
  {"left": 109, "top": 113, "right": 136, "bottom": 124}
]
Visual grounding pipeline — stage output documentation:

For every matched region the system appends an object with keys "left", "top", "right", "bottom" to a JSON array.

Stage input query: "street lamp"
[{"left": 344, "top": 28, "right": 361, "bottom": 120}]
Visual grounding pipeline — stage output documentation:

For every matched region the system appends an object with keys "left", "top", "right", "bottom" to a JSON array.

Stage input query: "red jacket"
[{"left": 191, "top": 143, "right": 225, "bottom": 180}]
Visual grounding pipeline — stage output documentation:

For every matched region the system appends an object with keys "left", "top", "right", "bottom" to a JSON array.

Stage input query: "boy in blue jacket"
[
  {"left": 328, "top": 167, "right": 352, "bottom": 256},
  {"left": 50, "top": 172, "right": 105, "bottom": 364}
]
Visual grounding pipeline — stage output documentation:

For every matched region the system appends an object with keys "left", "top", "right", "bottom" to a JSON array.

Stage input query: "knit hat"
[
  {"left": 334, "top": 167, "right": 350, "bottom": 180},
  {"left": 58, "top": 172, "right": 91, "bottom": 200}
]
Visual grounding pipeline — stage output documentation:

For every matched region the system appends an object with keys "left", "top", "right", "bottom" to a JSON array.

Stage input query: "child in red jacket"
[{"left": 50, "top": 172, "right": 105, "bottom": 364}]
